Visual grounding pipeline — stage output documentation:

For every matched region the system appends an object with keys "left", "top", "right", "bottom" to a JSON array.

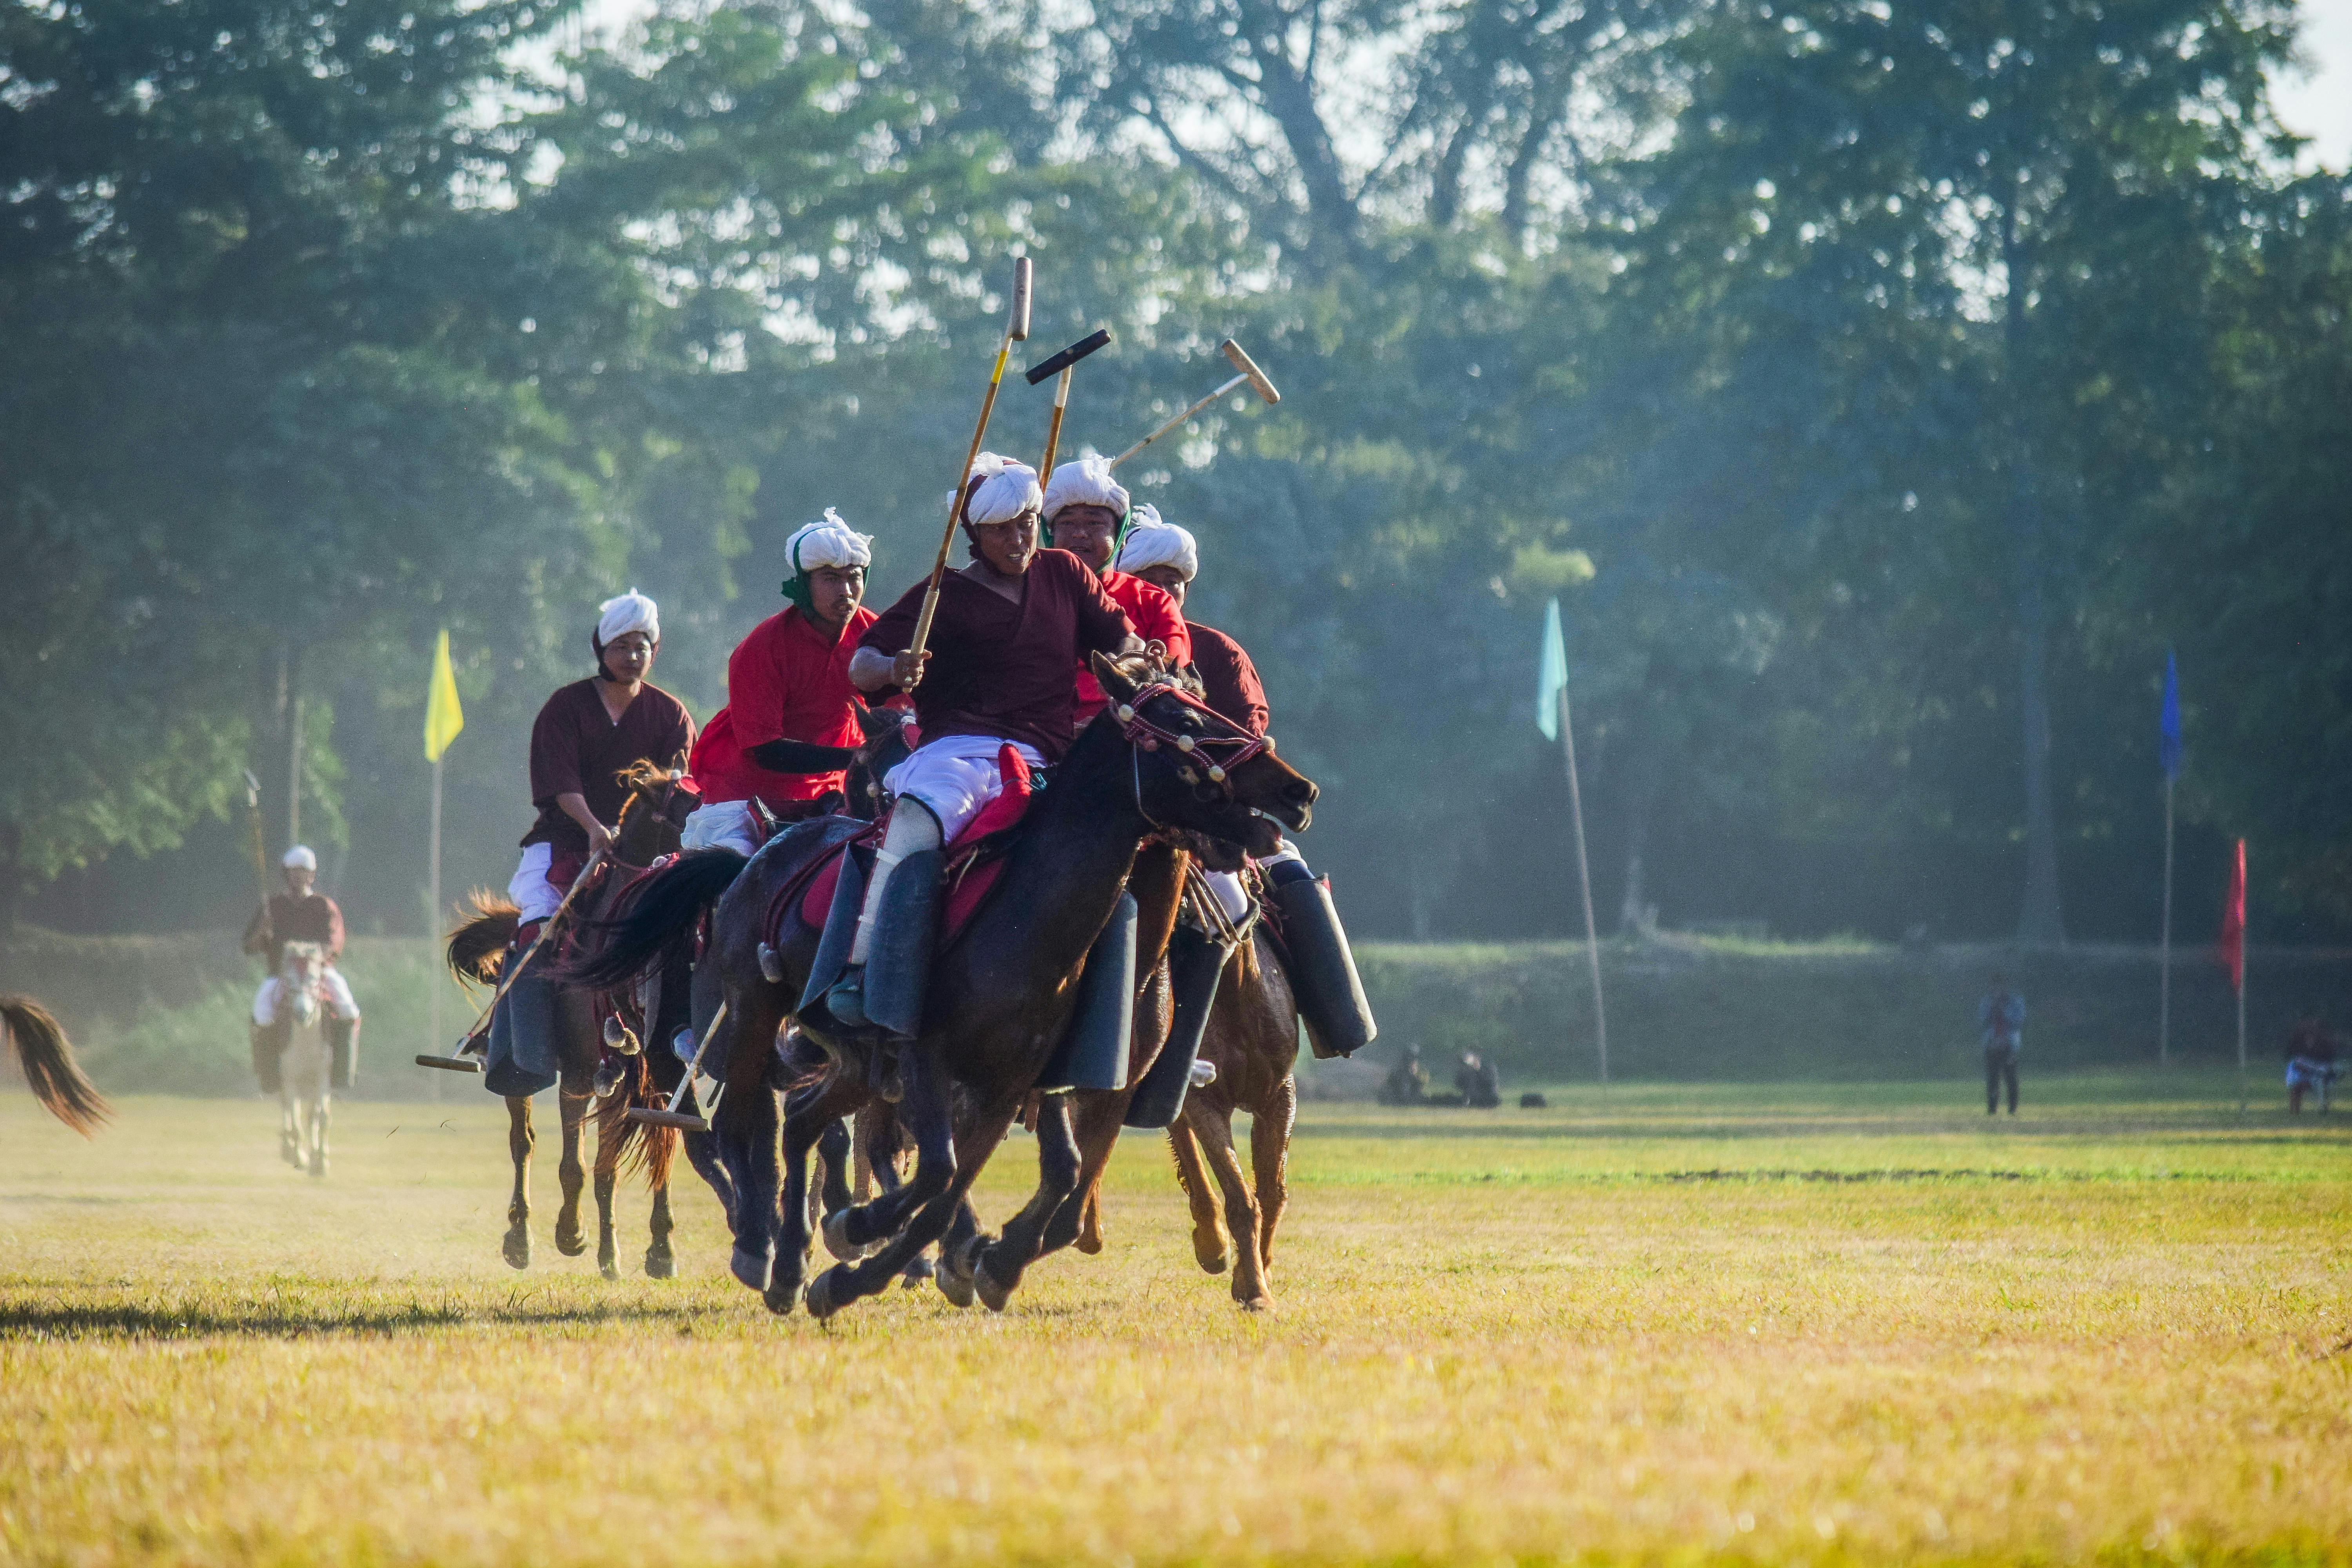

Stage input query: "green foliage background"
[{"left": 4, "top": 0, "right": 2346, "bottom": 947}]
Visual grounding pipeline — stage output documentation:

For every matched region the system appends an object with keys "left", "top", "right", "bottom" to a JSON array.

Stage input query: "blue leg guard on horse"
[
  {"left": 1124, "top": 920, "right": 1230, "bottom": 1129},
  {"left": 795, "top": 848, "right": 868, "bottom": 1038},
  {"left": 1038, "top": 892, "right": 1137, "bottom": 1092},
  {"left": 1267, "top": 861, "right": 1376, "bottom": 1059},
  {"left": 860, "top": 848, "right": 943, "bottom": 1042},
  {"left": 328, "top": 1016, "right": 361, "bottom": 1091},
  {"left": 250, "top": 1020, "right": 289, "bottom": 1095},
  {"left": 483, "top": 945, "right": 561, "bottom": 1097}
]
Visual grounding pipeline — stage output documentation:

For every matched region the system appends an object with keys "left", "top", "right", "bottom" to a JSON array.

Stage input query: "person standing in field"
[{"left": 1979, "top": 973, "right": 2025, "bottom": 1116}]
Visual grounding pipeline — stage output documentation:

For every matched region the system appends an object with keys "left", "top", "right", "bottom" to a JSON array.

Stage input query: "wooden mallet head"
[
  {"left": 1220, "top": 338, "right": 1280, "bottom": 404},
  {"left": 1007, "top": 257, "right": 1033, "bottom": 343}
]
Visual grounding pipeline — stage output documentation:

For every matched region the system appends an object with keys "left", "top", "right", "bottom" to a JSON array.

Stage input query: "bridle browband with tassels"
[{"left": 1115, "top": 678, "right": 1272, "bottom": 822}]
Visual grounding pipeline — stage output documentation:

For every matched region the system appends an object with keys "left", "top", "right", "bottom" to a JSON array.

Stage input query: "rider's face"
[
  {"left": 602, "top": 632, "right": 655, "bottom": 683},
  {"left": 283, "top": 866, "right": 315, "bottom": 897},
  {"left": 804, "top": 565, "right": 865, "bottom": 632},
  {"left": 1133, "top": 563, "right": 1189, "bottom": 608},
  {"left": 970, "top": 512, "right": 1039, "bottom": 576},
  {"left": 1052, "top": 505, "right": 1120, "bottom": 573}
]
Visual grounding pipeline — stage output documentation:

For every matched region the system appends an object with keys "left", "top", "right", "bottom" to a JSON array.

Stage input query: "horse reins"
[{"left": 1115, "top": 679, "right": 1271, "bottom": 829}]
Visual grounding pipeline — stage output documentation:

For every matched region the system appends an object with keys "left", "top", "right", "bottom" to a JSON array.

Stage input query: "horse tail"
[
  {"left": 1, "top": 996, "right": 110, "bottom": 1136},
  {"left": 591, "top": 1056, "right": 679, "bottom": 1192},
  {"left": 446, "top": 891, "right": 519, "bottom": 985},
  {"left": 565, "top": 849, "right": 747, "bottom": 992}
]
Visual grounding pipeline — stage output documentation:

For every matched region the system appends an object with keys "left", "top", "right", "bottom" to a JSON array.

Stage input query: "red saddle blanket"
[{"left": 789, "top": 743, "right": 1036, "bottom": 951}]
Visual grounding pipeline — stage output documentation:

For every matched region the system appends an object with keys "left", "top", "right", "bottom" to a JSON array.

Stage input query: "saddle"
[{"left": 762, "top": 744, "right": 1040, "bottom": 958}]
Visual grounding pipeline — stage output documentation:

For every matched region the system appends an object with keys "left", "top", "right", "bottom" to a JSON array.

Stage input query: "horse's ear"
[
  {"left": 853, "top": 702, "right": 894, "bottom": 741},
  {"left": 1091, "top": 650, "right": 1141, "bottom": 708}
]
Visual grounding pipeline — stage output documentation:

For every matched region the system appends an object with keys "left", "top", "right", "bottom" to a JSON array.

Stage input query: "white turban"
[
  {"left": 1116, "top": 506, "right": 1198, "bottom": 581},
  {"left": 596, "top": 587, "right": 660, "bottom": 646},
  {"left": 282, "top": 845, "right": 318, "bottom": 871},
  {"left": 1041, "top": 456, "right": 1129, "bottom": 523},
  {"left": 785, "top": 508, "right": 873, "bottom": 575},
  {"left": 960, "top": 452, "right": 1043, "bottom": 529}
]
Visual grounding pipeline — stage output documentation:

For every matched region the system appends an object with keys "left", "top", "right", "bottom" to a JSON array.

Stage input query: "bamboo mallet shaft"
[
  {"left": 1109, "top": 338, "right": 1280, "bottom": 470},
  {"left": 906, "top": 258, "right": 1032, "bottom": 664}
]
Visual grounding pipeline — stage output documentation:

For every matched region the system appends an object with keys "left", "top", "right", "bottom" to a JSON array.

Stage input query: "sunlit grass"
[{"left": 0, "top": 1078, "right": 2346, "bottom": 1565}]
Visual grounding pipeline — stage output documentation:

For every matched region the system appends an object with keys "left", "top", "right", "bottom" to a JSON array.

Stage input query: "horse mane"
[{"left": 446, "top": 889, "right": 521, "bottom": 984}]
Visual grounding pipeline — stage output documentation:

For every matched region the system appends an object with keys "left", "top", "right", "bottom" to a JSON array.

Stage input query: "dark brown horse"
[
  {"left": 579, "top": 656, "right": 1316, "bottom": 1321},
  {"left": 444, "top": 760, "right": 717, "bottom": 1278},
  {"left": 1, "top": 996, "right": 109, "bottom": 1136}
]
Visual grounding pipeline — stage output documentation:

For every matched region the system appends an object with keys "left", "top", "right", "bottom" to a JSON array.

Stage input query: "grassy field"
[{"left": 0, "top": 1071, "right": 2346, "bottom": 1566}]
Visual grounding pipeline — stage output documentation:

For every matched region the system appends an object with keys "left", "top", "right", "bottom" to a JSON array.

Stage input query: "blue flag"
[
  {"left": 2159, "top": 648, "right": 2182, "bottom": 779},
  {"left": 1537, "top": 599, "right": 1568, "bottom": 740}
]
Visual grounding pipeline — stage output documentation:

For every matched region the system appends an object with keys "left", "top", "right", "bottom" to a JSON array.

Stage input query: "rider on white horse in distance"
[{"left": 242, "top": 844, "right": 361, "bottom": 1090}]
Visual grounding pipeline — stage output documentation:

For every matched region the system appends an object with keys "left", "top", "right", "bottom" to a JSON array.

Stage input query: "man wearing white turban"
[
  {"left": 683, "top": 510, "right": 888, "bottom": 857},
  {"left": 484, "top": 591, "right": 696, "bottom": 1094},
  {"left": 1041, "top": 461, "right": 1189, "bottom": 728},
  {"left": 1117, "top": 510, "right": 1373, "bottom": 1057},
  {"left": 241, "top": 844, "right": 361, "bottom": 1091},
  {"left": 823, "top": 453, "right": 1147, "bottom": 1037}
]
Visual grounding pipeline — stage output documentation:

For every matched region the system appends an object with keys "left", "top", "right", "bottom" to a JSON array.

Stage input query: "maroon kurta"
[
  {"left": 1187, "top": 621, "right": 1270, "bottom": 738},
  {"left": 861, "top": 549, "right": 1135, "bottom": 763},
  {"left": 522, "top": 679, "right": 696, "bottom": 854},
  {"left": 241, "top": 892, "right": 347, "bottom": 972}
]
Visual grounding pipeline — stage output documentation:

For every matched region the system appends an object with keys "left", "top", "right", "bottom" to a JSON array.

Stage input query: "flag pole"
[
  {"left": 2159, "top": 775, "right": 2174, "bottom": 1065},
  {"left": 428, "top": 752, "right": 444, "bottom": 1105},
  {"left": 1557, "top": 686, "right": 1608, "bottom": 1083},
  {"left": 2236, "top": 840, "right": 2248, "bottom": 1114}
]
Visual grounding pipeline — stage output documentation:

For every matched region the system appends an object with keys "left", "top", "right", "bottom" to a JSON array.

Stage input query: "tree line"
[{"left": 4, "top": 0, "right": 2345, "bottom": 944}]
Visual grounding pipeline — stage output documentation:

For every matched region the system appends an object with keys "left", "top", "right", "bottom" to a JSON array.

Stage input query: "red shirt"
[
  {"left": 1187, "top": 621, "right": 1269, "bottom": 737},
  {"left": 862, "top": 550, "right": 1135, "bottom": 763},
  {"left": 690, "top": 604, "right": 878, "bottom": 807},
  {"left": 1073, "top": 570, "right": 1191, "bottom": 725}
]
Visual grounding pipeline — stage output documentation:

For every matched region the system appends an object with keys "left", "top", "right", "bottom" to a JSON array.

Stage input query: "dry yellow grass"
[{"left": 0, "top": 1073, "right": 2346, "bottom": 1566}]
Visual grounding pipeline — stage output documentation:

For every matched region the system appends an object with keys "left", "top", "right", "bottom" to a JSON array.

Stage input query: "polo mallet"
[
  {"left": 1027, "top": 328, "right": 1113, "bottom": 481},
  {"left": 905, "top": 257, "right": 1033, "bottom": 665},
  {"left": 415, "top": 848, "right": 606, "bottom": 1073},
  {"left": 626, "top": 1002, "right": 729, "bottom": 1132},
  {"left": 241, "top": 769, "right": 270, "bottom": 904},
  {"left": 1109, "top": 338, "right": 1280, "bottom": 470}
]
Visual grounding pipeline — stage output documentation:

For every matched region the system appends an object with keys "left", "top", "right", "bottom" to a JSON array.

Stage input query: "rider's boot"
[
  {"left": 483, "top": 934, "right": 562, "bottom": 1097},
  {"left": 1263, "top": 849, "right": 1377, "bottom": 1059},
  {"left": 251, "top": 1019, "right": 290, "bottom": 1095},
  {"left": 1124, "top": 918, "right": 1230, "bottom": 1128},
  {"left": 327, "top": 1014, "right": 361, "bottom": 1090},
  {"left": 822, "top": 807, "right": 943, "bottom": 1040}
]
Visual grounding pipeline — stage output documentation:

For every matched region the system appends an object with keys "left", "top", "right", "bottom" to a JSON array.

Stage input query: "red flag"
[{"left": 2217, "top": 838, "right": 2247, "bottom": 992}]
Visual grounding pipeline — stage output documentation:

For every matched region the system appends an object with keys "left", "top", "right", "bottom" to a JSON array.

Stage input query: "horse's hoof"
[
  {"left": 821, "top": 1208, "right": 867, "bottom": 1263},
  {"left": 502, "top": 1228, "right": 532, "bottom": 1271},
  {"left": 900, "top": 1255, "right": 935, "bottom": 1288},
  {"left": 1193, "top": 1232, "right": 1230, "bottom": 1274},
  {"left": 599, "top": 1254, "right": 620, "bottom": 1282},
  {"left": 973, "top": 1258, "right": 1014, "bottom": 1314},
  {"left": 308, "top": 1159, "right": 327, "bottom": 1180},
  {"left": 644, "top": 1247, "right": 677, "bottom": 1281},
  {"left": 554, "top": 1225, "right": 588, "bottom": 1258},
  {"left": 1236, "top": 1294, "right": 1274, "bottom": 1313},
  {"left": 805, "top": 1266, "right": 848, "bottom": 1321},
  {"left": 730, "top": 1244, "right": 773, "bottom": 1293},
  {"left": 934, "top": 1261, "right": 975, "bottom": 1309},
  {"left": 1074, "top": 1230, "right": 1104, "bottom": 1256},
  {"left": 764, "top": 1279, "right": 801, "bottom": 1317}
]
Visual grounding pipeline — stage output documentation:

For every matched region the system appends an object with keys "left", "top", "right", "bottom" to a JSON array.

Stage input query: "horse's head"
[
  {"left": 848, "top": 703, "right": 917, "bottom": 821},
  {"left": 279, "top": 941, "right": 327, "bottom": 1027},
  {"left": 614, "top": 758, "right": 697, "bottom": 865},
  {"left": 1090, "top": 653, "right": 1316, "bottom": 857}
]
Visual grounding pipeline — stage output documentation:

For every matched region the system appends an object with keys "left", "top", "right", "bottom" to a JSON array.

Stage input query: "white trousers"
[
  {"left": 254, "top": 969, "right": 359, "bottom": 1025},
  {"left": 882, "top": 733, "right": 1047, "bottom": 842},
  {"left": 680, "top": 800, "right": 764, "bottom": 858},
  {"left": 507, "top": 842, "right": 564, "bottom": 924}
]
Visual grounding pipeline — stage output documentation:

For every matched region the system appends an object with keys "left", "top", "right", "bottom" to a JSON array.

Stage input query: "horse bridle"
[{"left": 1117, "top": 678, "right": 1272, "bottom": 825}]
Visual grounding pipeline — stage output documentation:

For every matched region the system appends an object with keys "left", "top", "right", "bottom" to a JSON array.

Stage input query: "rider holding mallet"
[{"left": 242, "top": 845, "right": 361, "bottom": 1090}]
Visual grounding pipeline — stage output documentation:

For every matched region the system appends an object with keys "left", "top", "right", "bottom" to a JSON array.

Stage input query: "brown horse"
[
  {"left": 1167, "top": 922, "right": 1302, "bottom": 1310},
  {"left": 444, "top": 760, "right": 717, "bottom": 1278},
  {"left": 1, "top": 996, "right": 109, "bottom": 1136}
]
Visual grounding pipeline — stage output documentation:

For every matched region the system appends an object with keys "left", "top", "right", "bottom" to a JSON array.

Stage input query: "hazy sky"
[{"left": 572, "top": 0, "right": 2352, "bottom": 169}]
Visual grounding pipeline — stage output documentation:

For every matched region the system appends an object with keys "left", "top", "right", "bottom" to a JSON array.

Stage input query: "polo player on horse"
[
  {"left": 1039, "top": 456, "right": 1189, "bottom": 730},
  {"left": 681, "top": 510, "right": 884, "bottom": 858},
  {"left": 822, "top": 453, "right": 1149, "bottom": 1039},
  {"left": 1117, "top": 508, "right": 1375, "bottom": 1059},
  {"left": 242, "top": 844, "right": 361, "bottom": 1091},
  {"left": 486, "top": 589, "right": 695, "bottom": 1096}
]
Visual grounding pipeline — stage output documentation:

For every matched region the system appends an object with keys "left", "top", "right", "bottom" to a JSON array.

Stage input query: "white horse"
[{"left": 262, "top": 941, "right": 335, "bottom": 1176}]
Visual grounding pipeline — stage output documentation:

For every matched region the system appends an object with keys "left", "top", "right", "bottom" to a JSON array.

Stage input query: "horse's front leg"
[
  {"left": 593, "top": 1163, "right": 619, "bottom": 1280},
  {"left": 503, "top": 1095, "right": 535, "bottom": 1269},
  {"left": 307, "top": 1086, "right": 330, "bottom": 1178},
  {"left": 553, "top": 1091, "right": 591, "bottom": 1256},
  {"left": 972, "top": 1092, "right": 1083, "bottom": 1311},
  {"left": 770, "top": 1077, "right": 866, "bottom": 1315},
  {"left": 645, "top": 1178, "right": 676, "bottom": 1279},
  {"left": 279, "top": 1081, "right": 302, "bottom": 1168}
]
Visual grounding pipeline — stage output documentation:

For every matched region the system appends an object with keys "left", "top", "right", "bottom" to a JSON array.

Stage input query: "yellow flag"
[{"left": 424, "top": 629, "right": 465, "bottom": 762}]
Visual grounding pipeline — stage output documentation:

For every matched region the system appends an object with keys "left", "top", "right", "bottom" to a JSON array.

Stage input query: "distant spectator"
[
  {"left": 1378, "top": 1045, "right": 1430, "bottom": 1107},
  {"left": 1456, "top": 1051, "right": 1501, "bottom": 1109},
  {"left": 1978, "top": 974, "right": 2024, "bottom": 1116},
  {"left": 2283, "top": 1020, "right": 2341, "bottom": 1114}
]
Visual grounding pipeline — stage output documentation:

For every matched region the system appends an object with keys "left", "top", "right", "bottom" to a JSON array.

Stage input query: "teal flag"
[{"left": 1536, "top": 598, "right": 1568, "bottom": 739}]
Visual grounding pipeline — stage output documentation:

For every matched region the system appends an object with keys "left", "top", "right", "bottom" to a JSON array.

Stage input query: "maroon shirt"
[
  {"left": 241, "top": 892, "right": 346, "bottom": 972},
  {"left": 862, "top": 549, "right": 1135, "bottom": 762},
  {"left": 1188, "top": 621, "right": 1270, "bottom": 737},
  {"left": 522, "top": 679, "right": 696, "bottom": 853}
]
